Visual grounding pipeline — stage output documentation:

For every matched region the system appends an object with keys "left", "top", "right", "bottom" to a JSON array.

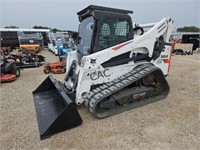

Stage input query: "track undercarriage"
[{"left": 86, "top": 63, "right": 170, "bottom": 118}]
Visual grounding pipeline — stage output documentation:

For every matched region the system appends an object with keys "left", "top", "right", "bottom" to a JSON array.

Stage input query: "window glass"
[
  {"left": 77, "top": 16, "right": 94, "bottom": 55},
  {"left": 98, "top": 18, "right": 130, "bottom": 51}
]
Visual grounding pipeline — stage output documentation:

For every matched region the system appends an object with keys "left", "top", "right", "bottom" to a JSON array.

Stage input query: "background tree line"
[
  {"left": 176, "top": 26, "right": 200, "bottom": 32},
  {"left": 4, "top": 25, "right": 200, "bottom": 40}
]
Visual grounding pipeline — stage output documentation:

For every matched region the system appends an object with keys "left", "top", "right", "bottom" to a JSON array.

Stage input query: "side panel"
[
  {"left": 75, "top": 62, "right": 150, "bottom": 104},
  {"left": 153, "top": 45, "right": 172, "bottom": 75}
]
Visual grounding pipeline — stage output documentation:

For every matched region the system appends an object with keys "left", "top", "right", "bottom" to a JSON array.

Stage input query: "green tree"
[
  {"left": 52, "top": 28, "right": 61, "bottom": 33},
  {"left": 32, "top": 25, "right": 51, "bottom": 29},
  {"left": 67, "top": 30, "right": 78, "bottom": 40},
  {"left": 4, "top": 25, "right": 19, "bottom": 28},
  {"left": 71, "top": 32, "right": 78, "bottom": 40},
  {"left": 177, "top": 26, "right": 200, "bottom": 32}
]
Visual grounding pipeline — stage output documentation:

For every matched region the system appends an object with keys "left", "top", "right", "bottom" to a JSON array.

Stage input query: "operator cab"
[{"left": 77, "top": 5, "right": 134, "bottom": 57}]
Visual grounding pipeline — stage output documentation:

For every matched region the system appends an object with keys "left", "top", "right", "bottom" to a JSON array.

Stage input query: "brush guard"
[{"left": 32, "top": 75, "right": 82, "bottom": 140}]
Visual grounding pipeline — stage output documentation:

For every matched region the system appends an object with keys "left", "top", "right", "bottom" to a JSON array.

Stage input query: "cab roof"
[{"left": 77, "top": 5, "right": 133, "bottom": 16}]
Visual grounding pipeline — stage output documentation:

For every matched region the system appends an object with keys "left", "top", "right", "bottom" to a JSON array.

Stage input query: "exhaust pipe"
[{"left": 32, "top": 75, "right": 82, "bottom": 140}]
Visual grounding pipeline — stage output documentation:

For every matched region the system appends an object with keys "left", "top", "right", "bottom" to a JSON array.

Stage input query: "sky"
[{"left": 0, "top": 0, "right": 199, "bottom": 31}]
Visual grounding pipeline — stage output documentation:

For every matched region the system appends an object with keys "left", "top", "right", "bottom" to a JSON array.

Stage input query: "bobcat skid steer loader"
[{"left": 33, "top": 5, "right": 174, "bottom": 140}]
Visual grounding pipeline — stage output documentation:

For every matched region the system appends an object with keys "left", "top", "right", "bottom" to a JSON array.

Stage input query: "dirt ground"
[{"left": 0, "top": 49, "right": 199, "bottom": 150}]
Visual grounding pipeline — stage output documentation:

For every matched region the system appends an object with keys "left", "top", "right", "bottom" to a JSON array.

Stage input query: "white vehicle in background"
[
  {"left": 48, "top": 42, "right": 54, "bottom": 52},
  {"left": 47, "top": 32, "right": 55, "bottom": 52},
  {"left": 52, "top": 38, "right": 64, "bottom": 55},
  {"left": 47, "top": 32, "right": 70, "bottom": 55}
]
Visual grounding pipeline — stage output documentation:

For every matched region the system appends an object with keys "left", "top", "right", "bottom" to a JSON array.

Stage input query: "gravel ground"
[{"left": 0, "top": 49, "right": 199, "bottom": 150}]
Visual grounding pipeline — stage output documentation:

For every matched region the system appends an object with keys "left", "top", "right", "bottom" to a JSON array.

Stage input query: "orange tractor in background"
[{"left": 43, "top": 59, "right": 66, "bottom": 74}]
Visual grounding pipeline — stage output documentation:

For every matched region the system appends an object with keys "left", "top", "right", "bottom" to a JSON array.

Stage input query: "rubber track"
[{"left": 86, "top": 63, "right": 170, "bottom": 118}]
